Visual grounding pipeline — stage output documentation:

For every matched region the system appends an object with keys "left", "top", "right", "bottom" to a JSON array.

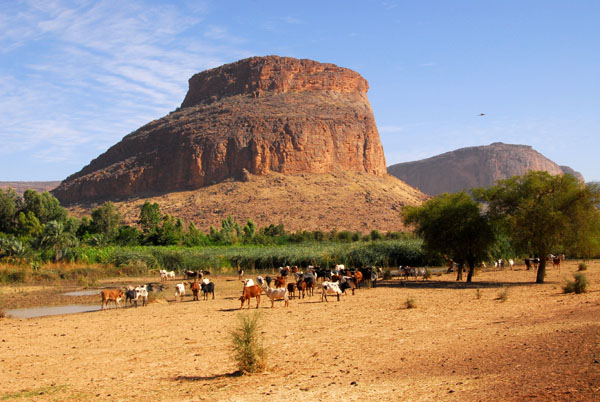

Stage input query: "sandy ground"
[{"left": 1, "top": 261, "right": 599, "bottom": 401}]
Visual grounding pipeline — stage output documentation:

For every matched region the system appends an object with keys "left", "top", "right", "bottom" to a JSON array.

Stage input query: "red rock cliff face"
[{"left": 53, "top": 56, "right": 386, "bottom": 203}]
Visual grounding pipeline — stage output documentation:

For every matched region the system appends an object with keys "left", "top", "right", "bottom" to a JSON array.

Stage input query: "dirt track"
[{"left": 1, "top": 261, "right": 599, "bottom": 401}]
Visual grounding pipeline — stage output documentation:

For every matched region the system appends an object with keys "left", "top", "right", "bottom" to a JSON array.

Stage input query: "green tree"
[
  {"left": 0, "top": 188, "right": 19, "bottom": 233},
  {"left": 90, "top": 202, "right": 121, "bottom": 241},
  {"left": 403, "top": 191, "right": 496, "bottom": 282},
  {"left": 139, "top": 202, "right": 161, "bottom": 234},
  {"left": 15, "top": 211, "right": 43, "bottom": 237},
  {"left": 21, "top": 190, "right": 67, "bottom": 224},
  {"left": 183, "top": 221, "right": 208, "bottom": 246},
  {"left": 40, "top": 220, "right": 79, "bottom": 262},
  {"left": 243, "top": 219, "right": 256, "bottom": 241},
  {"left": 475, "top": 172, "right": 600, "bottom": 283}
]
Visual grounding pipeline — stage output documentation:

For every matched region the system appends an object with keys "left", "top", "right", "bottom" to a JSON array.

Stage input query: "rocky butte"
[
  {"left": 53, "top": 56, "right": 388, "bottom": 203},
  {"left": 387, "top": 142, "right": 584, "bottom": 196}
]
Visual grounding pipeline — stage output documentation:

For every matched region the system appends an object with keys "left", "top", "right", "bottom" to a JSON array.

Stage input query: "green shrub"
[
  {"left": 578, "top": 262, "right": 588, "bottom": 271},
  {"left": 231, "top": 312, "right": 266, "bottom": 374},
  {"left": 563, "top": 273, "right": 589, "bottom": 294},
  {"left": 496, "top": 287, "right": 509, "bottom": 302}
]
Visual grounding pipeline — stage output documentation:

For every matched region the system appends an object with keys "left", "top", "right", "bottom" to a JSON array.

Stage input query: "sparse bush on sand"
[
  {"left": 476, "top": 288, "right": 482, "bottom": 300},
  {"left": 497, "top": 287, "right": 509, "bottom": 302},
  {"left": 231, "top": 312, "right": 266, "bottom": 374},
  {"left": 578, "top": 262, "right": 587, "bottom": 271},
  {"left": 563, "top": 272, "right": 589, "bottom": 294},
  {"left": 405, "top": 297, "right": 416, "bottom": 309}
]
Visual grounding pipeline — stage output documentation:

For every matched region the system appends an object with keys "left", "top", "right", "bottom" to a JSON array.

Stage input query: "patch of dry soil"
[{"left": 1, "top": 261, "right": 599, "bottom": 401}]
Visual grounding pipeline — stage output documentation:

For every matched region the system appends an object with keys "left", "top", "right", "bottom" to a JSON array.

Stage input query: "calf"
[
  {"left": 340, "top": 276, "right": 356, "bottom": 295},
  {"left": 238, "top": 268, "right": 244, "bottom": 280},
  {"left": 189, "top": 281, "right": 201, "bottom": 301},
  {"left": 101, "top": 289, "right": 124, "bottom": 310},
  {"left": 134, "top": 285, "right": 148, "bottom": 307},
  {"left": 239, "top": 284, "right": 261, "bottom": 309},
  {"left": 175, "top": 283, "right": 186, "bottom": 301},
  {"left": 159, "top": 269, "right": 168, "bottom": 283},
  {"left": 201, "top": 280, "right": 215, "bottom": 300},
  {"left": 321, "top": 281, "right": 342, "bottom": 302}
]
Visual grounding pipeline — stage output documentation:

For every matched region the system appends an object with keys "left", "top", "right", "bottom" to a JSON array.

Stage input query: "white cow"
[
  {"left": 134, "top": 285, "right": 148, "bottom": 307},
  {"left": 321, "top": 281, "right": 343, "bottom": 302},
  {"left": 175, "top": 283, "right": 186, "bottom": 300}
]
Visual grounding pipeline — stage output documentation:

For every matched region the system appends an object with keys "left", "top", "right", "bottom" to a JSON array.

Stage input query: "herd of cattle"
[
  {"left": 99, "top": 265, "right": 383, "bottom": 310},
  {"left": 100, "top": 255, "right": 567, "bottom": 310}
]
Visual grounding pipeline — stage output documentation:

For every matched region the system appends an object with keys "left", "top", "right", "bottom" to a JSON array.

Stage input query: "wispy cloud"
[{"left": 0, "top": 0, "right": 253, "bottom": 179}]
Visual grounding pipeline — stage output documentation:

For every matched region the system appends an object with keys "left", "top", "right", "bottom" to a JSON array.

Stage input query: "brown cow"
[
  {"left": 239, "top": 284, "right": 261, "bottom": 309},
  {"left": 189, "top": 281, "right": 200, "bottom": 301},
  {"left": 101, "top": 289, "right": 125, "bottom": 310},
  {"left": 274, "top": 275, "right": 286, "bottom": 288}
]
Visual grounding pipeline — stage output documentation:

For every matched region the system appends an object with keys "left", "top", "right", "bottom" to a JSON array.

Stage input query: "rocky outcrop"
[
  {"left": 53, "top": 56, "right": 386, "bottom": 204},
  {"left": 387, "top": 142, "right": 584, "bottom": 196},
  {"left": 0, "top": 181, "right": 61, "bottom": 196}
]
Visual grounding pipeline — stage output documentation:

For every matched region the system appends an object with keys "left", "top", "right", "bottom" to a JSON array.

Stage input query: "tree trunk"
[
  {"left": 536, "top": 259, "right": 546, "bottom": 283},
  {"left": 467, "top": 262, "right": 475, "bottom": 282},
  {"left": 456, "top": 264, "right": 463, "bottom": 281}
]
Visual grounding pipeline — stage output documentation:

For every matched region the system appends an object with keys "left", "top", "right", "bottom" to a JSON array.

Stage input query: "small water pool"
[
  {"left": 6, "top": 304, "right": 102, "bottom": 319},
  {"left": 63, "top": 290, "right": 100, "bottom": 296}
]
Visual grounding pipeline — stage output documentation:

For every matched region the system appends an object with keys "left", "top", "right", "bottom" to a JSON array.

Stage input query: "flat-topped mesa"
[
  {"left": 180, "top": 56, "right": 369, "bottom": 108},
  {"left": 52, "top": 56, "right": 387, "bottom": 204}
]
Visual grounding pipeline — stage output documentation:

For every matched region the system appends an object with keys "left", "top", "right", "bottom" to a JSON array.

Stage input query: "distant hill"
[
  {"left": 387, "top": 142, "right": 584, "bottom": 196},
  {"left": 0, "top": 181, "right": 61, "bottom": 196}
]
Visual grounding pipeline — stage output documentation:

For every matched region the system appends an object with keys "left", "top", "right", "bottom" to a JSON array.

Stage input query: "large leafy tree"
[
  {"left": 21, "top": 190, "right": 67, "bottom": 224},
  {"left": 474, "top": 172, "right": 600, "bottom": 283},
  {"left": 90, "top": 202, "right": 121, "bottom": 241},
  {"left": 139, "top": 202, "right": 161, "bottom": 234},
  {"left": 403, "top": 191, "right": 495, "bottom": 282}
]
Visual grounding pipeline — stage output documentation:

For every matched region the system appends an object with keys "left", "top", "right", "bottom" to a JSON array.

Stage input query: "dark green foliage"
[
  {"left": 403, "top": 191, "right": 495, "bottom": 282},
  {"left": 0, "top": 188, "right": 19, "bottom": 233},
  {"left": 139, "top": 202, "right": 161, "bottom": 234},
  {"left": 563, "top": 272, "right": 589, "bottom": 294},
  {"left": 578, "top": 262, "right": 587, "bottom": 271},
  {"left": 383, "top": 270, "right": 392, "bottom": 280},
  {"left": 21, "top": 190, "right": 67, "bottom": 225},
  {"left": 115, "top": 225, "right": 142, "bottom": 246},
  {"left": 40, "top": 221, "right": 79, "bottom": 262},
  {"left": 476, "top": 172, "right": 600, "bottom": 283},
  {"left": 90, "top": 202, "right": 121, "bottom": 241}
]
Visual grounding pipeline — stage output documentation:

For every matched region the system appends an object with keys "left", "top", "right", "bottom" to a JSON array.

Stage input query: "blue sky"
[{"left": 1, "top": 0, "right": 599, "bottom": 181}]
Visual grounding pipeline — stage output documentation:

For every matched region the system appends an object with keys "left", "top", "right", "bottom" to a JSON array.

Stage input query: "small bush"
[
  {"left": 563, "top": 273, "right": 589, "bottom": 294},
  {"left": 231, "top": 312, "right": 266, "bottom": 374},
  {"left": 405, "top": 297, "right": 416, "bottom": 309},
  {"left": 475, "top": 288, "right": 482, "bottom": 300},
  {"left": 496, "top": 287, "right": 509, "bottom": 302},
  {"left": 578, "top": 262, "right": 587, "bottom": 271},
  {"left": 383, "top": 270, "right": 392, "bottom": 280}
]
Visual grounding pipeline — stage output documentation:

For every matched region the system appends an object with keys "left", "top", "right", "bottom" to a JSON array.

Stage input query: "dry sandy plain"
[{"left": 1, "top": 260, "right": 599, "bottom": 401}]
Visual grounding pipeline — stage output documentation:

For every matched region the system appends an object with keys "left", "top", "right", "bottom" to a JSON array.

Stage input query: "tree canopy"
[
  {"left": 474, "top": 172, "right": 600, "bottom": 283},
  {"left": 403, "top": 191, "right": 495, "bottom": 282}
]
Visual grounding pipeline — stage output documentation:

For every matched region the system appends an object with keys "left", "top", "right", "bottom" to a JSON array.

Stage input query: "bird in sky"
[{"left": 478, "top": 113, "right": 485, "bottom": 116}]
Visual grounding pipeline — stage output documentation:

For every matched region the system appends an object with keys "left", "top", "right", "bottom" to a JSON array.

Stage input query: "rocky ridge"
[{"left": 387, "top": 142, "right": 584, "bottom": 196}]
